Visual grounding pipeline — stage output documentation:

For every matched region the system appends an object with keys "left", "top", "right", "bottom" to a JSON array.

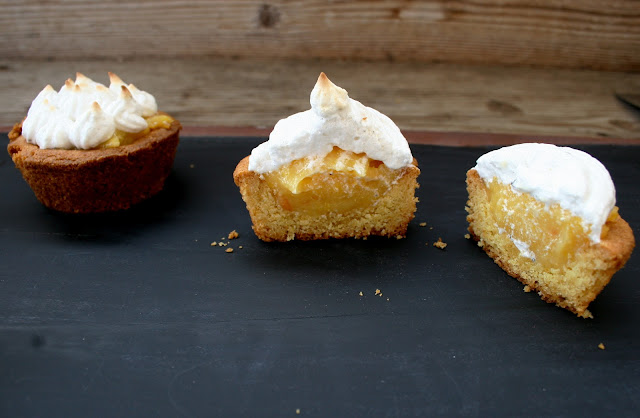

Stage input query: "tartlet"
[
  {"left": 7, "top": 73, "right": 181, "bottom": 213},
  {"left": 465, "top": 143, "right": 635, "bottom": 318},
  {"left": 234, "top": 73, "right": 420, "bottom": 242}
]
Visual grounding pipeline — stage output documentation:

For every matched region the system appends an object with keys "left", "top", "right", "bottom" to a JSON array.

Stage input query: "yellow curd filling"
[
  {"left": 263, "top": 146, "right": 397, "bottom": 215},
  {"left": 485, "top": 179, "right": 619, "bottom": 268},
  {"left": 96, "top": 114, "right": 174, "bottom": 149}
]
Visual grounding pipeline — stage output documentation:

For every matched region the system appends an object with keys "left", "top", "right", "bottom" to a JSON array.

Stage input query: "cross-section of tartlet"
[
  {"left": 7, "top": 73, "right": 181, "bottom": 213},
  {"left": 233, "top": 73, "right": 420, "bottom": 242},
  {"left": 466, "top": 143, "right": 634, "bottom": 318}
]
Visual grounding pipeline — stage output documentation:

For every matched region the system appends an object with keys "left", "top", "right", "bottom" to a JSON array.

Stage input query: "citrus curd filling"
[
  {"left": 485, "top": 179, "right": 619, "bottom": 268},
  {"left": 97, "top": 114, "right": 174, "bottom": 148},
  {"left": 263, "top": 147, "right": 397, "bottom": 215}
]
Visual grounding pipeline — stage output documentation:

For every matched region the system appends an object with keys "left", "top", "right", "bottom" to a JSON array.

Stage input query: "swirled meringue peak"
[
  {"left": 248, "top": 72, "right": 414, "bottom": 173},
  {"left": 21, "top": 73, "right": 158, "bottom": 149}
]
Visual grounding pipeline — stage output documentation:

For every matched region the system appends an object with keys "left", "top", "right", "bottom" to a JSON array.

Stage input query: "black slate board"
[{"left": 1, "top": 138, "right": 639, "bottom": 417}]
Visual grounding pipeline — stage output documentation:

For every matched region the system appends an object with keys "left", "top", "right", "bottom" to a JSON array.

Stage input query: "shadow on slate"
[{"left": 1, "top": 137, "right": 639, "bottom": 417}]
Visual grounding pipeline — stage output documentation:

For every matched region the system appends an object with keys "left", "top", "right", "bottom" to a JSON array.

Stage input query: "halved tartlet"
[
  {"left": 234, "top": 73, "right": 420, "bottom": 242},
  {"left": 7, "top": 73, "right": 181, "bottom": 213},
  {"left": 466, "top": 143, "right": 634, "bottom": 318},
  {"left": 234, "top": 147, "right": 419, "bottom": 241}
]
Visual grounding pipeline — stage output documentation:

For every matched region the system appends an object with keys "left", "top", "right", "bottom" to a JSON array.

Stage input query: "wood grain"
[
  {"left": 1, "top": 57, "right": 639, "bottom": 140},
  {"left": 1, "top": 0, "right": 639, "bottom": 70}
]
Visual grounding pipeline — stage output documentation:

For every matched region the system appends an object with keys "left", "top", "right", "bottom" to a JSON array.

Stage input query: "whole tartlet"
[
  {"left": 7, "top": 73, "right": 181, "bottom": 213},
  {"left": 234, "top": 73, "right": 420, "bottom": 241}
]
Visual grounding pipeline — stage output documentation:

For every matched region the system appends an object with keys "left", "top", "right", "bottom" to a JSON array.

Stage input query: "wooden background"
[
  {"left": 2, "top": 0, "right": 639, "bottom": 70},
  {"left": 1, "top": 0, "right": 639, "bottom": 140}
]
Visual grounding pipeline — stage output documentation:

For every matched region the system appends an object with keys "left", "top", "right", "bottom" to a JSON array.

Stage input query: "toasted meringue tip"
[
  {"left": 120, "top": 85, "right": 133, "bottom": 97},
  {"left": 317, "top": 72, "right": 329, "bottom": 84},
  {"left": 96, "top": 84, "right": 109, "bottom": 92},
  {"left": 64, "top": 79, "right": 75, "bottom": 88},
  {"left": 109, "top": 72, "right": 124, "bottom": 84},
  {"left": 43, "top": 84, "right": 55, "bottom": 91},
  {"left": 90, "top": 101, "right": 102, "bottom": 111},
  {"left": 75, "top": 72, "right": 88, "bottom": 81},
  {"left": 127, "top": 83, "right": 139, "bottom": 92},
  {"left": 315, "top": 72, "right": 343, "bottom": 94}
]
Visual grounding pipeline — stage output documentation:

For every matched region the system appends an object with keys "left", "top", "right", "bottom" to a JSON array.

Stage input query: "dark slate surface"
[{"left": 1, "top": 138, "right": 639, "bottom": 417}]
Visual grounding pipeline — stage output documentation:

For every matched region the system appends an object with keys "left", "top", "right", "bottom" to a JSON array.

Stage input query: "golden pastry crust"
[
  {"left": 7, "top": 115, "right": 181, "bottom": 213},
  {"left": 234, "top": 155, "right": 420, "bottom": 242},
  {"left": 466, "top": 169, "right": 635, "bottom": 318}
]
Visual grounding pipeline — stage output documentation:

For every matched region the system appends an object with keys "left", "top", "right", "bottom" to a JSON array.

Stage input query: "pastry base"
[{"left": 234, "top": 156, "right": 420, "bottom": 242}]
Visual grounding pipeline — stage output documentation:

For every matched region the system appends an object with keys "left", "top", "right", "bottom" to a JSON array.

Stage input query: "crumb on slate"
[
  {"left": 375, "top": 289, "right": 381, "bottom": 296},
  {"left": 210, "top": 242, "right": 217, "bottom": 246},
  {"left": 433, "top": 238, "right": 447, "bottom": 250},
  {"left": 225, "top": 248, "right": 234, "bottom": 253},
  {"left": 598, "top": 343, "right": 605, "bottom": 350},
  {"left": 419, "top": 222, "right": 427, "bottom": 227},
  {"left": 228, "top": 230, "right": 239, "bottom": 240},
  {"left": 523, "top": 285, "right": 531, "bottom": 293},
  {"left": 464, "top": 233, "right": 471, "bottom": 239}
]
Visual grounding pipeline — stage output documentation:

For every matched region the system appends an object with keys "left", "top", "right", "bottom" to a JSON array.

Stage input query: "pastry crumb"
[
  {"left": 219, "top": 242, "right": 228, "bottom": 247},
  {"left": 359, "top": 291, "right": 363, "bottom": 296},
  {"left": 396, "top": 235, "right": 403, "bottom": 240},
  {"left": 464, "top": 233, "right": 471, "bottom": 239},
  {"left": 296, "top": 409, "right": 301, "bottom": 415},
  {"left": 375, "top": 289, "right": 381, "bottom": 296},
  {"left": 598, "top": 343, "right": 605, "bottom": 350},
  {"left": 386, "top": 297, "right": 390, "bottom": 301},
  {"left": 433, "top": 238, "right": 447, "bottom": 250},
  {"left": 225, "top": 248, "right": 234, "bottom": 253},
  {"left": 429, "top": 227, "right": 433, "bottom": 230},
  {"left": 419, "top": 222, "right": 427, "bottom": 227},
  {"left": 523, "top": 285, "right": 531, "bottom": 293},
  {"left": 239, "top": 245, "right": 243, "bottom": 249},
  {"left": 210, "top": 242, "right": 217, "bottom": 246},
  {"left": 228, "top": 230, "right": 239, "bottom": 239}
]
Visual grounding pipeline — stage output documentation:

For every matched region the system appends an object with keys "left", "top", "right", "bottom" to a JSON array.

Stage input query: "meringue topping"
[
  {"left": 474, "top": 143, "right": 616, "bottom": 243},
  {"left": 248, "top": 72, "right": 414, "bottom": 173},
  {"left": 68, "top": 102, "right": 116, "bottom": 149},
  {"left": 21, "top": 73, "right": 158, "bottom": 149}
]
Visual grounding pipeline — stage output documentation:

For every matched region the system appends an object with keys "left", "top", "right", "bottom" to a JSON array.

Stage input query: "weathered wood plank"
[
  {"left": 1, "top": 0, "right": 639, "bottom": 70},
  {"left": 1, "top": 57, "right": 638, "bottom": 140}
]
